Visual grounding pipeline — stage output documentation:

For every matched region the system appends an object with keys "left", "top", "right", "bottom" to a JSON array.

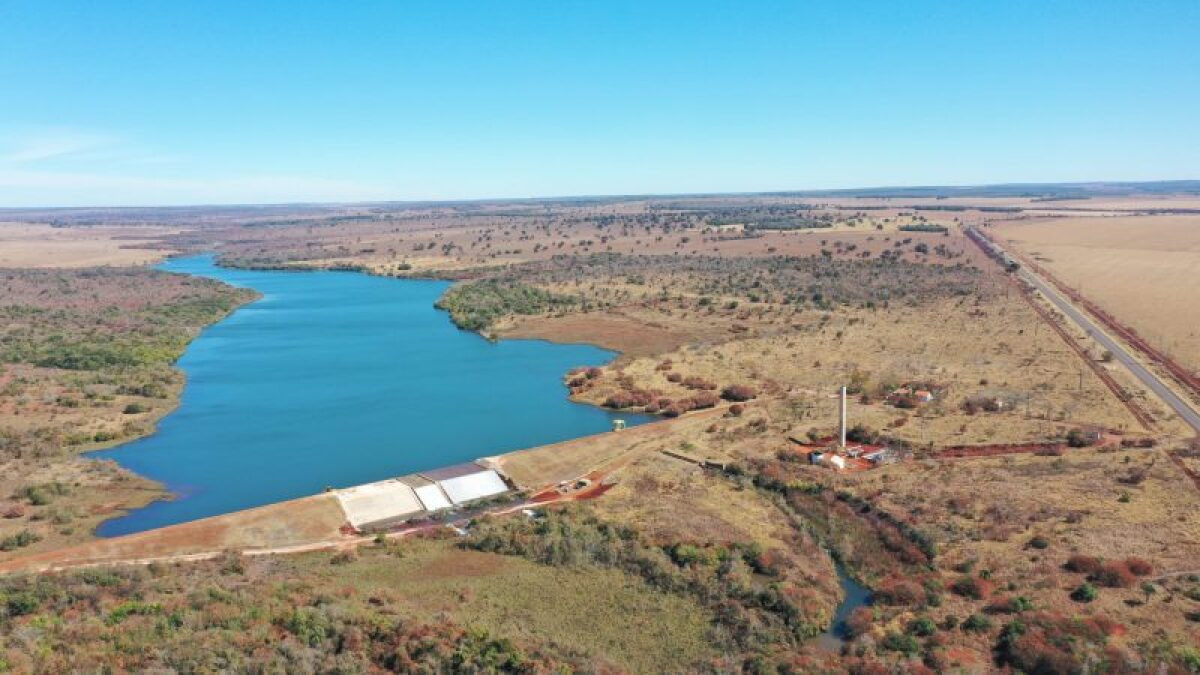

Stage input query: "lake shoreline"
[{"left": 86, "top": 254, "right": 645, "bottom": 537}]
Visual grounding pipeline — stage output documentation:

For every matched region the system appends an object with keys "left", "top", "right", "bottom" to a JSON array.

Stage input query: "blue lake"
[{"left": 92, "top": 255, "right": 648, "bottom": 536}]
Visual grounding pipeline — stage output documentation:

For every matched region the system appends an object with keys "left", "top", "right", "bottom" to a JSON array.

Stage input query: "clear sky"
[{"left": 1, "top": 1, "right": 1197, "bottom": 206}]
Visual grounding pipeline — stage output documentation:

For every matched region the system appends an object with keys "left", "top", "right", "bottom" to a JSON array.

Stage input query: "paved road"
[{"left": 1015, "top": 262, "right": 1200, "bottom": 433}]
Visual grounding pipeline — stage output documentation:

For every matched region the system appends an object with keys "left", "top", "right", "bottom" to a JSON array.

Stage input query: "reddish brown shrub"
[
  {"left": 603, "top": 392, "right": 636, "bottom": 409},
  {"left": 665, "top": 372, "right": 682, "bottom": 383},
  {"left": 1064, "top": 554, "right": 1103, "bottom": 575},
  {"left": 876, "top": 577, "right": 925, "bottom": 606},
  {"left": 1124, "top": 557, "right": 1153, "bottom": 576},
  {"left": 951, "top": 575, "right": 994, "bottom": 600},
  {"left": 2, "top": 503, "right": 25, "bottom": 519},
  {"left": 720, "top": 384, "right": 757, "bottom": 402},
  {"left": 845, "top": 606, "right": 875, "bottom": 638},
  {"left": 727, "top": 404, "right": 744, "bottom": 416},
  {"left": 1094, "top": 562, "right": 1136, "bottom": 588},
  {"left": 682, "top": 376, "right": 716, "bottom": 390}
]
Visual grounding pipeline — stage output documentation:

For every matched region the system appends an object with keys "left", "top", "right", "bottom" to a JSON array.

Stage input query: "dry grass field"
[
  {"left": 570, "top": 292, "right": 1143, "bottom": 447},
  {"left": 0, "top": 223, "right": 176, "bottom": 267},
  {"left": 297, "top": 540, "right": 718, "bottom": 672},
  {"left": 838, "top": 445, "right": 1200, "bottom": 646},
  {"left": 996, "top": 215, "right": 1200, "bottom": 373}
]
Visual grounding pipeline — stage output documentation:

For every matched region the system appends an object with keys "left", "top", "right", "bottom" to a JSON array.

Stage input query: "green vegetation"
[
  {"left": 0, "top": 535, "right": 713, "bottom": 672},
  {"left": 0, "top": 529, "right": 41, "bottom": 551},
  {"left": 464, "top": 505, "right": 833, "bottom": 657},
  {"left": 0, "top": 268, "right": 255, "bottom": 464},
  {"left": 434, "top": 279, "right": 578, "bottom": 331},
  {"left": 898, "top": 223, "right": 949, "bottom": 233},
  {"left": 1071, "top": 582, "right": 1099, "bottom": 602}
]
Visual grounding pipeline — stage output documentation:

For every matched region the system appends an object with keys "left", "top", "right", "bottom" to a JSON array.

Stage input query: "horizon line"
[{"left": 1, "top": 177, "right": 1197, "bottom": 212}]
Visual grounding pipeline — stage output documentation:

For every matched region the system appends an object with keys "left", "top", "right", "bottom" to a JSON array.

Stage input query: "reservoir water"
[{"left": 93, "top": 255, "right": 648, "bottom": 536}]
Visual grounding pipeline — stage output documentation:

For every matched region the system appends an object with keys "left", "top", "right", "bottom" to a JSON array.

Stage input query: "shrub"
[
  {"left": 962, "top": 614, "right": 993, "bottom": 632},
  {"left": 0, "top": 529, "right": 41, "bottom": 551},
  {"left": 951, "top": 575, "right": 992, "bottom": 600},
  {"left": 908, "top": 617, "right": 937, "bottom": 637},
  {"left": 720, "top": 384, "right": 757, "bottom": 402},
  {"left": 882, "top": 632, "right": 920, "bottom": 655},
  {"left": 1064, "top": 554, "right": 1102, "bottom": 575},
  {"left": 280, "top": 607, "right": 334, "bottom": 647},
  {"left": 987, "top": 595, "right": 1034, "bottom": 614},
  {"left": 876, "top": 578, "right": 925, "bottom": 606},
  {"left": 1125, "top": 557, "right": 1153, "bottom": 576},
  {"left": 106, "top": 600, "right": 163, "bottom": 626},
  {"left": 845, "top": 606, "right": 875, "bottom": 638},
  {"left": 122, "top": 402, "right": 150, "bottom": 414},
  {"left": 1094, "top": 562, "right": 1136, "bottom": 588},
  {"left": 1065, "top": 428, "right": 1094, "bottom": 448},
  {"left": 1071, "top": 583, "right": 1098, "bottom": 603}
]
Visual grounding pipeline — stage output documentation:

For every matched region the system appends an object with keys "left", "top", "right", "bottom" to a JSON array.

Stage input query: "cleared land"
[
  {"left": 996, "top": 215, "right": 1200, "bottom": 373},
  {"left": 0, "top": 223, "right": 176, "bottom": 267}
]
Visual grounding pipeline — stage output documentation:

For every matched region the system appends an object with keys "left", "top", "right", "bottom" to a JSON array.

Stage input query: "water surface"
[
  {"left": 93, "top": 255, "right": 647, "bottom": 535},
  {"left": 817, "top": 560, "right": 874, "bottom": 652}
]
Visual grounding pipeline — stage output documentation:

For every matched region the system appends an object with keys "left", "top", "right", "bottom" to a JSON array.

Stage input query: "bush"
[
  {"left": 0, "top": 529, "right": 41, "bottom": 551},
  {"left": 882, "top": 632, "right": 920, "bottom": 655},
  {"left": 1093, "top": 562, "right": 1136, "bottom": 588},
  {"left": 1064, "top": 554, "right": 1102, "bottom": 575},
  {"left": 845, "top": 606, "right": 875, "bottom": 638},
  {"left": 1065, "top": 428, "right": 1095, "bottom": 448},
  {"left": 720, "top": 384, "right": 757, "bottom": 402},
  {"left": 1071, "top": 583, "right": 1098, "bottom": 603},
  {"left": 1125, "top": 557, "right": 1154, "bottom": 576},
  {"left": 951, "top": 575, "right": 992, "bottom": 600},
  {"left": 122, "top": 402, "right": 150, "bottom": 414},
  {"left": 987, "top": 595, "right": 1034, "bottom": 614},
  {"left": 908, "top": 617, "right": 937, "bottom": 637},
  {"left": 962, "top": 614, "right": 993, "bottom": 632},
  {"left": 280, "top": 607, "right": 334, "bottom": 647},
  {"left": 876, "top": 578, "right": 925, "bottom": 606}
]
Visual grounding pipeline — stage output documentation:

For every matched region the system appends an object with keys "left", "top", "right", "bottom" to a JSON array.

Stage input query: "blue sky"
[{"left": 1, "top": 1, "right": 1197, "bottom": 206}]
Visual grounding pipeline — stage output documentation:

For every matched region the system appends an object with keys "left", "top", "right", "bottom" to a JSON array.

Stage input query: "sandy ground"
[
  {"left": 0, "top": 493, "right": 348, "bottom": 573},
  {"left": 996, "top": 215, "right": 1200, "bottom": 372},
  {"left": 0, "top": 223, "right": 177, "bottom": 267}
]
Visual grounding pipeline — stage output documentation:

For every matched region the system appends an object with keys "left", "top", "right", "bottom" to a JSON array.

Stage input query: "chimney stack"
[{"left": 839, "top": 386, "right": 847, "bottom": 448}]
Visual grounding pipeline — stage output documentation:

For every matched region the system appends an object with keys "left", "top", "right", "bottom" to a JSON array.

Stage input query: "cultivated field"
[{"left": 996, "top": 215, "right": 1200, "bottom": 373}]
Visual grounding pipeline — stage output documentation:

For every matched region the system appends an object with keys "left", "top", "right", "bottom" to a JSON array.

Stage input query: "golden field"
[{"left": 996, "top": 215, "right": 1200, "bottom": 373}]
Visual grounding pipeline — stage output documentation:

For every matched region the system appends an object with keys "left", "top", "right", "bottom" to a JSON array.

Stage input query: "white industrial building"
[
  {"left": 333, "top": 461, "right": 512, "bottom": 533},
  {"left": 420, "top": 463, "right": 511, "bottom": 505}
]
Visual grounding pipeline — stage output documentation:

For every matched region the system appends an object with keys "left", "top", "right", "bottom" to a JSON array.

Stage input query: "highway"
[{"left": 1014, "top": 261, "right": 1200, "bottom": 434}]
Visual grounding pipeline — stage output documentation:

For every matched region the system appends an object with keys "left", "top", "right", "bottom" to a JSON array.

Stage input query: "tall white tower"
[{"left": 839, "top": 386, "right": 847, "bottom": 448}]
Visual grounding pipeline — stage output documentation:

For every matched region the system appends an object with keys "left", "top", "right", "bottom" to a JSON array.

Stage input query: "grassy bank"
[{"left": 0, "top": 266, "right": 257, "bottom": 558}]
